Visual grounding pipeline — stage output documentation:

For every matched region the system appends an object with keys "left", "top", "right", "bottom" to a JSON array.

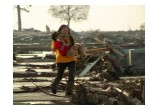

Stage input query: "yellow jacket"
[{"left": 51, "top": 41, "right": 77, "bottom": 63}]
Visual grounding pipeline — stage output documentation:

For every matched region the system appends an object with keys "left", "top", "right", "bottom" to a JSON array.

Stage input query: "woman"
[{"left": 51, "top": 24, "right": 77, "bottom": 96}]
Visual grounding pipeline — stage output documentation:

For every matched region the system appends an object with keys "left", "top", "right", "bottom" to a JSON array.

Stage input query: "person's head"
[
  {"left": 58, "top": 24, "right": 74, "bottom": 46},
  {"left": 51, "top": 31, "right": 62, "bottom": 41},
  {"left": 58, "top": 24, "right": 70, "bottom": 36}
]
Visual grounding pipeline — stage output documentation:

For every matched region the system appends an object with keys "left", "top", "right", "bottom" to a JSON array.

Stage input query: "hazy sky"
[{"left": 13, "top": 5, "right": 145, "bottom": 32}]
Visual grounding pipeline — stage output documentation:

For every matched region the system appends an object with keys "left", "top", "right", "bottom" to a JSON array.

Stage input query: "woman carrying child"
[{"left": 51, "top": 24, "right": 85, "bottom": 96}]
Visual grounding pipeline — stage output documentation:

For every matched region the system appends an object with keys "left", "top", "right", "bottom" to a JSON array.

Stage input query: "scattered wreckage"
[{"left": 13, "top": 37, "right": 145, "bottom": 105}]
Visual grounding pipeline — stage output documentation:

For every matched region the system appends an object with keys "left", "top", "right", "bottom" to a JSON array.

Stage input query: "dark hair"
[
  {"left": 51, "top": 31, "right": 60, "bottom": 41},
  {"left": 58, "top": 24, "right": 69, "bottom": 33},
  {"left": 58, "top": 24, "right": 74, "bottom": 46}
]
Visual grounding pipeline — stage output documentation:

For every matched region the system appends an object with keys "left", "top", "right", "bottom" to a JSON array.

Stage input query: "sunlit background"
[{"left": 13, "top": 5, "right": 145, "bottom": 32}]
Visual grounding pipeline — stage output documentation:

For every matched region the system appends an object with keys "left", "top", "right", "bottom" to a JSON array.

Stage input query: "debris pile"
[
  {"left": 72, "top": 78, "right": 144, "bottom": 105},
  {"left": 13, "top": 31, "right": 145, "bottom": 105}
]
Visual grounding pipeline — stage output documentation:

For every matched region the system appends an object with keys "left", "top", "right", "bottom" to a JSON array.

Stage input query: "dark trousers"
[{"left": 52, "top": 61, "right": 76, "bottom": 94}]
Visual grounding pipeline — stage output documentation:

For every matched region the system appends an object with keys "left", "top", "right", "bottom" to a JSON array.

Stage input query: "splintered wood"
[{"left": 72, "top": 78, "right": 145, "bottom": 105}]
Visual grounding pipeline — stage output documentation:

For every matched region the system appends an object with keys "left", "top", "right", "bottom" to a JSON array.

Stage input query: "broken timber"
[{"left": 79, "top": 55, "right": 103, "bottom": 77}]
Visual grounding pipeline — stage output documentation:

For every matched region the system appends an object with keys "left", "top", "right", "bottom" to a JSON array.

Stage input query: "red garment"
[{"left": 53, "top": 41, "right": 70, "bottom": 56}]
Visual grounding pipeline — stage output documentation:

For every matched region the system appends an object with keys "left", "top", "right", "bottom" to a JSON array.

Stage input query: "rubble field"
[{"left": 13, "top": 31, "right": 145, "bottom": 105}]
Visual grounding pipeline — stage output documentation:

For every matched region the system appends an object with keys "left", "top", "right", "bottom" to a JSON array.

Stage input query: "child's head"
[{"left": 51, "top": 32, "right": 63, "bottom": 41}]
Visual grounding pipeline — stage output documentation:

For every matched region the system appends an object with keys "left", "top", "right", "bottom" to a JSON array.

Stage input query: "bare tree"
[
  {"left": 48, "top": 5, "right": 90, "bottom": 27},
  {"left": 14, "top": 5, "right": 31, "bottom": 31}
]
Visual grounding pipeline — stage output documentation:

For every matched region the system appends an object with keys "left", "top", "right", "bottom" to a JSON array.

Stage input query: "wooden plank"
[
  {"left": 13, "top": 92, "right": 70, "bottom": 101},
  {"left": 14, "top": 63, "right": 55, "bottom": 68},
  {"left": 119, "top": 76, "right": 145, "bottom": 79},
  {"left": 85, "top": 48, "right": 109, "bottom": 54},
  {"left": 79, "top": 56, "right": 102, "bottom": 77}
]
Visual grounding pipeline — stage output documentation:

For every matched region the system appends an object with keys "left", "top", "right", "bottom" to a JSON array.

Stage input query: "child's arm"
[{"left": 64, "top": 35, "right": 74, "bottom": 46}]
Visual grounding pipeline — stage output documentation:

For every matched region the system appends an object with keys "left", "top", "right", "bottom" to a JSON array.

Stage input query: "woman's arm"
[{"left": 54, "top": 41, "right": 70, "bottom": 56}]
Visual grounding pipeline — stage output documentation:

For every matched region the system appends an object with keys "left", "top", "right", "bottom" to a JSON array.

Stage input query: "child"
[
  {"left": 51, "top": 32, "right": 75, "bottom": 56},
  {"left": 51, "top": 31, "right": 86, "bottom": 57}
]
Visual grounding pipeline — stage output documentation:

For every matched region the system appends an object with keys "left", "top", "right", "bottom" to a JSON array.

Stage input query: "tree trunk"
[
  {"left": 67, "top": 5, "right": 70, "bottom": 27},
  {"left": 67, "top": 20, "right": 70, "bottom": 27},
  {"left": 17, "top": 5, "right": 22, "bottom": 31}
]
